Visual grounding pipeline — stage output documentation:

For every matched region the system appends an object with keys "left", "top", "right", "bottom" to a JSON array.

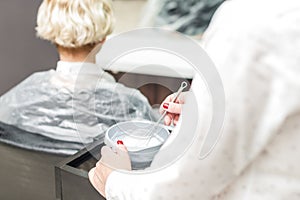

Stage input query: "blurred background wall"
[
  {"left": 0, "top": 0, "right": 146, "bottom": 96},
  {"left": 0, "top": 0, "right": 57, "bottom": 95}
]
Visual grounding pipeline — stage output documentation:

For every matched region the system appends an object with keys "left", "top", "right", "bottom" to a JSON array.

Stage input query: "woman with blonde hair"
[{"left": 0, "top": 0, "right": 154, "bottom": 154}]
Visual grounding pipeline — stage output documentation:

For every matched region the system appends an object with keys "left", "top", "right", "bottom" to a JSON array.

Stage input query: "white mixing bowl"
[{"left": 105, "top": 121, "right": 169, "bottom": 170}]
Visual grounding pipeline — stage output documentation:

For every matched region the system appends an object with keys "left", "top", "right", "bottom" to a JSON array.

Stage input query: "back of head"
[{"left": 36, "top": 0, "right": 115, "bottom": 48}]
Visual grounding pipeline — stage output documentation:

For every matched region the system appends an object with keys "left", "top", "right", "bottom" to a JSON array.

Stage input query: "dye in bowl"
[{"left": 105, "top": 121, "right": 169, "bottom": 170}]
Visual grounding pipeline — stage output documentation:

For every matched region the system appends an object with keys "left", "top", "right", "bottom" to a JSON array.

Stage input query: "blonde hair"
[{"left": 36, "top": 0, "right": 114, "bottom": 48}]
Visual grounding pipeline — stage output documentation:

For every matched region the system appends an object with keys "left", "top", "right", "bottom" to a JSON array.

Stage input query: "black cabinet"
[{"left": 55, "top": 140, "right": 105, "bottom": 200}]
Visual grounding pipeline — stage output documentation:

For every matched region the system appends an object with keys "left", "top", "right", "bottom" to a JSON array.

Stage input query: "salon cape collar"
[
  {"left": 56, "top": 61, "right": 115, "bottom": 82},
  {"left": 56, "top": 61, "right": 104, "bottom": 75}
]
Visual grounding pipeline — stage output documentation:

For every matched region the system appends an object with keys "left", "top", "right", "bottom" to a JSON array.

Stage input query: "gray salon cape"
[{"left": 0, "top": 61, "right": 155, "bottom": 154}]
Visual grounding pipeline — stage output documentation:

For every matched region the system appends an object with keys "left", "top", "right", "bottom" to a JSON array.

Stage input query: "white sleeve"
[
  {"left": 105, "top": 172, "right": 146, "bottom": 200},
  {"left": 105, "top": 166, "right": 180, "bottom": 200}
]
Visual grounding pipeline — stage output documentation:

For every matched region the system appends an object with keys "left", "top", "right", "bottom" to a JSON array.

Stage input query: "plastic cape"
[{"left": 0, "top": 70, "right": 155, "bottom": 154}]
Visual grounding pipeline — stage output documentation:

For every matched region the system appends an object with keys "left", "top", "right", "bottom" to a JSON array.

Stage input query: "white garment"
[{"left": 104, "top": 0, "right": 300, "bottom": 199}]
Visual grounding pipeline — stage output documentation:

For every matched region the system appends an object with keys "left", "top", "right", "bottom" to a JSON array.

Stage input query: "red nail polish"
[
  {"left": 117, "top": 140, "right": 124, "bottom": 145},
  {"left": 163, "top": 103, "right": 169, "bottom": 109}
]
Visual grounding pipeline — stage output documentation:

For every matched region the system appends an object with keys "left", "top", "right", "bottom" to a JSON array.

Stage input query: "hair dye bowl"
[{"left": 105, "top": 121, "right": 169, "bottom": 170}]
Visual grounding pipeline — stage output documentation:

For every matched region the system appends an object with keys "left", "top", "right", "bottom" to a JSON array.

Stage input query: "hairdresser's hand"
[
  {"left": 159, "top": 92, "right": 187, "bottom": 126},
  {"left": 88, "top": 144, "right": 131, "bottom": 197}
]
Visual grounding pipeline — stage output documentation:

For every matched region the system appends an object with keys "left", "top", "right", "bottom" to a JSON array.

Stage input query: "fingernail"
[
  {"left": 163, "top": 103, "right": 169, "bottom": 109},
  {"left": 117, "top": 140, "right": 124, "bottom": 145}
]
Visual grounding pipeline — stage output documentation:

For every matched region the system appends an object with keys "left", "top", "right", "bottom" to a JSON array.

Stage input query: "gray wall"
[{"left": 0, "top": 0, "right": 58, "bottom": 95}]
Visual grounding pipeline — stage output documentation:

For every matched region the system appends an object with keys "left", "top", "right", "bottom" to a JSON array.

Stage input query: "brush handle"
[
  {"left": 146, "top": 82, "right": 188, "bottom": 144},
  {"left": 155, "top": 81, "right": 188, "bottom": 126}
]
